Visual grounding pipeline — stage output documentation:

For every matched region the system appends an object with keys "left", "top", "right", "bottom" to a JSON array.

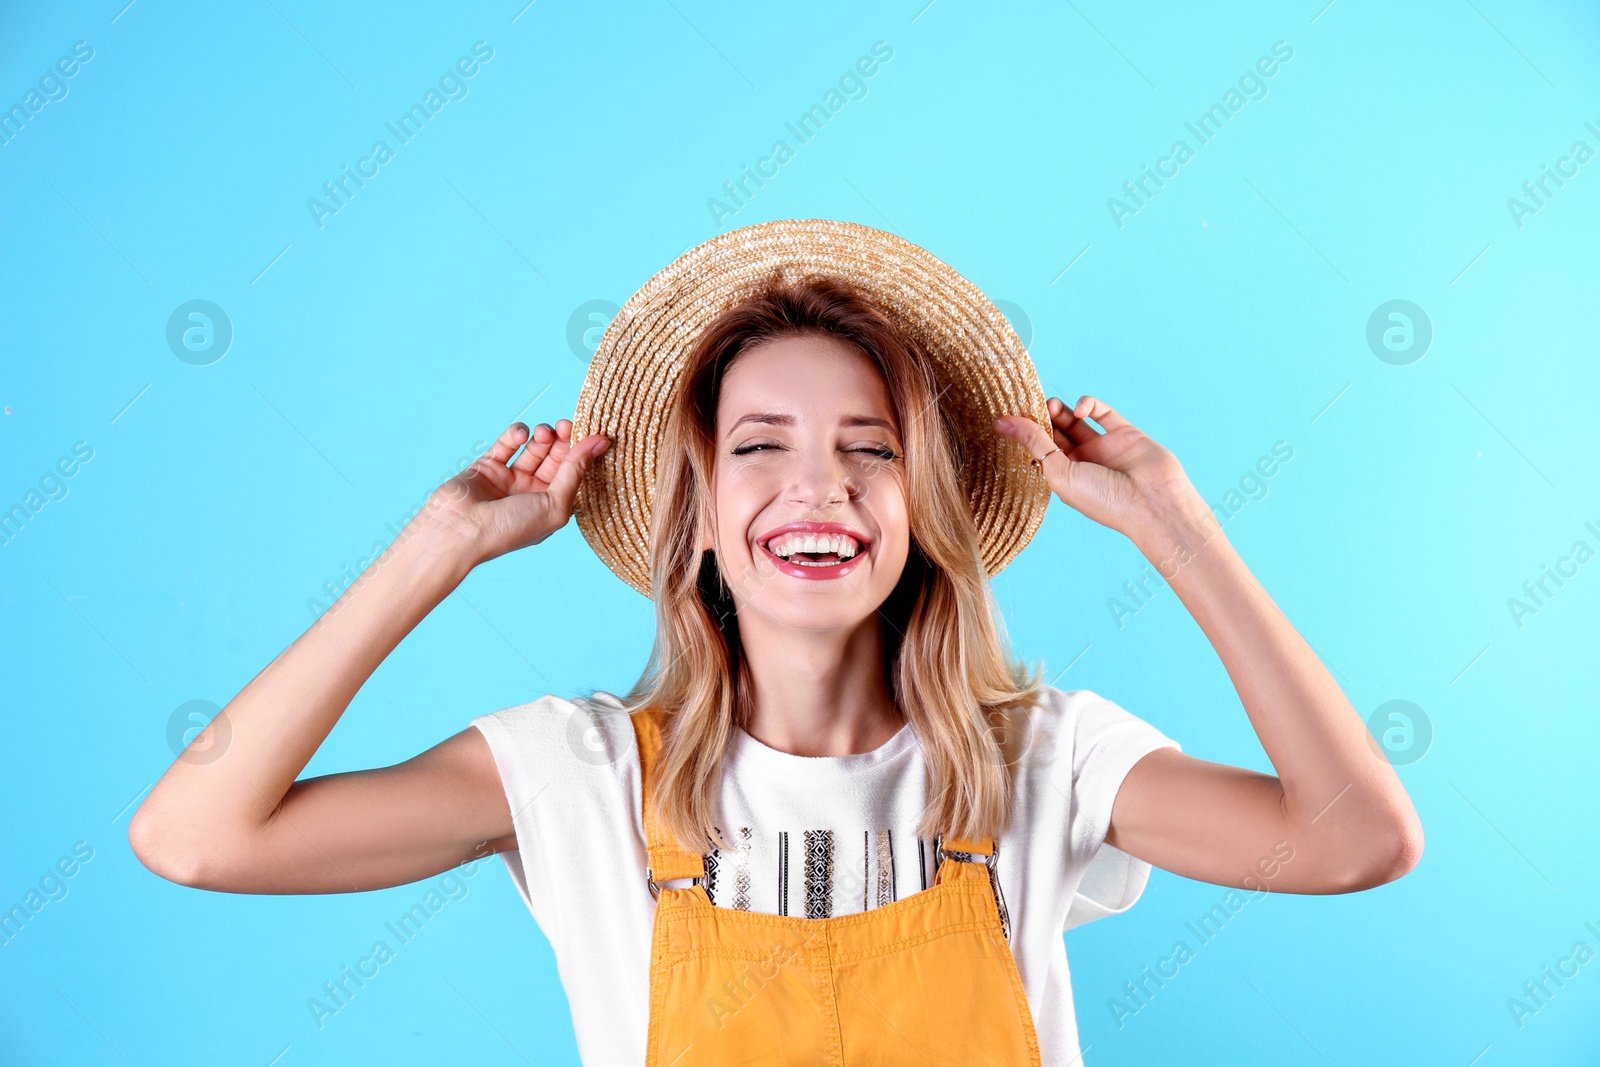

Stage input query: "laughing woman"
[{"left": 130, "top": 220, "right": 1421, "bottom": 1066}]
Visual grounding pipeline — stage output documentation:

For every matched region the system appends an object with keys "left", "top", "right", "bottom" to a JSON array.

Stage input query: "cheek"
[
  {"left": 868, "top": 477, "right": 910, "bottom": 539},
  {"left": 713, "top": 471, "right": 761, "bottom": 553}
]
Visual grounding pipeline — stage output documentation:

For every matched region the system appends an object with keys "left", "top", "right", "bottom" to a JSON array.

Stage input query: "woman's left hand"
[{"left": 993, "top": 395, "right": 1200, "bottom": 545}]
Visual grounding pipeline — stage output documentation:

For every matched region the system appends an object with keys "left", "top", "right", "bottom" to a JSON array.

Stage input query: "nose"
[{"left": 787, "top": 442, "right": 859, "bottom": 510}]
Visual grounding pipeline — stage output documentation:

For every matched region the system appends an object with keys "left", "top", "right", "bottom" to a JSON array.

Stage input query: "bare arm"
[
  {"left": 1102, "top": 499, "right": 1421, "bottom": 894},
  {"left": 129, "top": 419, "right": 610, "bottom": 894},
  {"left": 996, "top": 396, "right": 1423, "bottom": 895}
]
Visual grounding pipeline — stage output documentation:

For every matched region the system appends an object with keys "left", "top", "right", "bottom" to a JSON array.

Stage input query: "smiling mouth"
[
  {"left": 758, "top": 530, "right": 866, "bottom": 566},
  {"left": 756, "top": 537, "right": 869, "bottom": 577}
]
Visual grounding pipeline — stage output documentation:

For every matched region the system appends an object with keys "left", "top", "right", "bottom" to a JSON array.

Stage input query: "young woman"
[{"left": 130, "top": 220, "right": 1422, "bottom": 1066}]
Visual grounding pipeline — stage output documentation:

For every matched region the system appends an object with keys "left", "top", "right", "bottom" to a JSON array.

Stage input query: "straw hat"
[{"left": 570, "top": 218, "right": 1052, "bottom": 600}]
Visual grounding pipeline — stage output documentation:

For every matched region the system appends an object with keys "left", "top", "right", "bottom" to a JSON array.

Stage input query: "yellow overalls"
[{"left": 633, "top": 707, "right": 1043, "bottom": 1066}]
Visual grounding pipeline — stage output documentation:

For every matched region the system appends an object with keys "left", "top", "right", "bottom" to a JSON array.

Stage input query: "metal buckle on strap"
[
  {"left": 935, "top": 839, "right": 999, "bottom": 869},
  {"left": 646, "top": 866, "right": 705, "bottom": 900}
]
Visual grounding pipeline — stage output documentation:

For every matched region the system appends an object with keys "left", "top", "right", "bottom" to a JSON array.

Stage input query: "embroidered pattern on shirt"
[
  {"left": 874, "top": 829, "right": 896, "bottom": 907},
  {"left": 803, "top": 829, "right": 835, "bottom": 918},
  {"left": 701, "top": 827, "right": 928, "bottom": 915},
  {"left": 777, "top": 831, "right": 789, "bottom": 916},
  {"left": 703, "top": 829, "right": 721, "bottom": 900},
  {"left": 732, "top": 826, "right": 753, "bottom": 911}
]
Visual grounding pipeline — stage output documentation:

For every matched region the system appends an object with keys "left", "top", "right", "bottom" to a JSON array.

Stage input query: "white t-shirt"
[{"left": 469, "top": 684, "right": 1180, "bottom": 1066}]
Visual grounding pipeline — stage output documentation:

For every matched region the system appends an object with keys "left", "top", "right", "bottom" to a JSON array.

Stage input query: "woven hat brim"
[{"left": 571, "top": 218, "right": 1050, "bottom": 600}]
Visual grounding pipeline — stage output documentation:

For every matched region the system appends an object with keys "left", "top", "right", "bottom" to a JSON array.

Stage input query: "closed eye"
[{"left": 731, "top": 444, "right": 899, "bottom": 459}]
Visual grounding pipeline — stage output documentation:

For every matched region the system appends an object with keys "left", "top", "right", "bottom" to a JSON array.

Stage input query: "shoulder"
[
  {"left": 469, "top": 690, "right": 639, "bottom": 771},
  {"left": 1019, "top": 684, "right": 1181, "bottom": 782}
]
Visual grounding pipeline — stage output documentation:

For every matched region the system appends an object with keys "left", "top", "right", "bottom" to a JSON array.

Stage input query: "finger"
[
  {"left": 533, "top": 420, "right": 578, "bottom": 482},
  {"left": 1003, "top": 414, "right": 1114, "bottom": 516},
  {"left": 1047, "top": 397, "right": 1100, "bottom": 447},
  {"left": 1070, "top": 395, "right": 1130, "bottom": 432},
  {"left": 483, "top": 423, "right": 531, "bottom": 466},
  {"left": 994, "top": 415, "right": 1071, "bottom": 475},
  {"left": 510, "top": 422, "right": 559, "bottom": 475},
  {"left": 544, "top": 432, "right": 610, "bottom": 509}
]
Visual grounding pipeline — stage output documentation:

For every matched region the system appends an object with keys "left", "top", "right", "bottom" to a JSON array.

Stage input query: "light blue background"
[{"left": 3, "top": 0, "right": 1598, "bottom": 1063}]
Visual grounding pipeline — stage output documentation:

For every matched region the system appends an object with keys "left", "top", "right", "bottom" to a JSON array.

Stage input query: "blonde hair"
[{"left": 608, "top": 273, "right": 1047, "bottom": 855}]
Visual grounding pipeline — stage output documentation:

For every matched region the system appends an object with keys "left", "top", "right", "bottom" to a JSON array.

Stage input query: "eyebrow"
[{"left": 724, "top": 412, "right": 898, "bottom": 438}]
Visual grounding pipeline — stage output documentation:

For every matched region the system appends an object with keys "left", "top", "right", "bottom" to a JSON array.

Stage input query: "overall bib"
[{"left": 633, "top": 707, "right": 1043, "bottom": 1066}]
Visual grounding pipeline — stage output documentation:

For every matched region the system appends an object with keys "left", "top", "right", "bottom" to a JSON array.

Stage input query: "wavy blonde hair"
[{"left": 607, "top": 274, "right": 1047, "bottom": 855}]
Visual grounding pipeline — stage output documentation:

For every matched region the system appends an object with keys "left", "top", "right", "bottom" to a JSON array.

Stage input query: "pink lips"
[{"left": 756, "top": 521, "right": 871, "bottom": 582}]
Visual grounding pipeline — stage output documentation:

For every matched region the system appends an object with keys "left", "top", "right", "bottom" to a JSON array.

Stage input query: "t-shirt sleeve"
[
  {"left": 1053, "top": 686, "right": 1182, "bottom": 931},
  {"left": 467, "top": 691, "right": 641, "bottom": 930},
  {"left": 468, "top": 697, "right": 560, "bottom": 925}
]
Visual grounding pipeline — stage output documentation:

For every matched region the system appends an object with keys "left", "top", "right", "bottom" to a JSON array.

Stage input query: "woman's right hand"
[{"left": 433, "top": 418, "right": 610, "bottom": 566}]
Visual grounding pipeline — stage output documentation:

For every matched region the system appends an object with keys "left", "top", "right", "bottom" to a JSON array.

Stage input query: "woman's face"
[{"left": 709, "top": 332, "right": 911, "bottom": 634}]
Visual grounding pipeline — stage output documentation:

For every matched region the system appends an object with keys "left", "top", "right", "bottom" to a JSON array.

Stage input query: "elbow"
[
  {"left": 128, "top": 806, "right": 211, "bottom": 889},
  {"left": 1331, "top": 807, "right": 1425, "bottom": 892}
]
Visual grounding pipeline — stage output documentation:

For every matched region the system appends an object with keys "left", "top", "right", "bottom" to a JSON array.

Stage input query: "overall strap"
[
  {"left": 941, "top": 834, "right": 996, "bottom": 857},
  {"left": 939, "top": 832, "right": 1011, "bottom": 943},
  {"left": 631, "top": 707, "right": 707, "bottom": 886}
]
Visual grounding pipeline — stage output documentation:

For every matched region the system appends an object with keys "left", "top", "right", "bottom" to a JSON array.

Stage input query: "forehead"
[{"left": 716, "top": 333, "right": 899, "bottom": 432}]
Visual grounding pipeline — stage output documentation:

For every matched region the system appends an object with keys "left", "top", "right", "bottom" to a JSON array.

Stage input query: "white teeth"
[{"left": 766, "top": 531, "right": 861, "bottom": 561}]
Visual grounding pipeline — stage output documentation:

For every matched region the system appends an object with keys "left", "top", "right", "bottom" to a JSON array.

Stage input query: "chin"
[{"left": 749, "top": 596, "right": 884, "bottom": 634}]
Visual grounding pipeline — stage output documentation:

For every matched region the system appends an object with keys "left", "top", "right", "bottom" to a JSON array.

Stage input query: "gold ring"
[{"left": 1030, "top": 447, "right": 1061, "bottom": 472}]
